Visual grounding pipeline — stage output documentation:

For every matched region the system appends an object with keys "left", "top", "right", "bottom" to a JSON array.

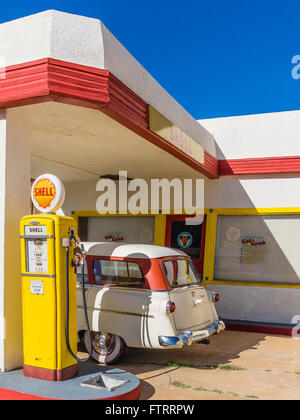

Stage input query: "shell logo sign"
[
  {"left": 31, "top": 174, "right": 65, "bottom": 214},
  {"left": 33, "top": 178, "right": 56, "bottom": 209}
]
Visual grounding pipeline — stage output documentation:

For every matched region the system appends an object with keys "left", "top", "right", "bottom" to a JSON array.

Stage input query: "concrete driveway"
[{"left": 79, "top": 330, "right": 300, "bottom": 400}]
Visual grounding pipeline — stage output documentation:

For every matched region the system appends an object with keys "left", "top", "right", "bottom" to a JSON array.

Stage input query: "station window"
[
  {"left": 92, "top": 259, "right": 145, "bottom": 288},
  {"left": 214, "top": 215, "right": 300, "bottom": 285},
  {"left": 78, "top": 216, "right": 155, "bottom": 244}
]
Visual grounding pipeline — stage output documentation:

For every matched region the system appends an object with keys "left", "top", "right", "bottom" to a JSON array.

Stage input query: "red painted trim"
[
  {"left": 0, "top": 388, "right": 50, "bottom": 400},
  {"left": 23, "top": 364, "right": 78, "bottom": 382},
  {"left": 199, "top": 216, "right": 207, "bottom": 274},
  {"left": 204, "top": 151, "right": 219, "bottom": 179},
  {"left": 225, "top": 322, "right": 293, "bottom": 337},
  {"left": 101, "top": 385, "right": 141, "bottom": 401},
  {"left": 0, "top": 58, "right": 217, "bottom": 179},
  {"left": 85, "top": 255, "right": 179, "bottom": 291},
  {"left": 108, "top": 73, "right": 148, "bottom": 129},
  {"left": 48, "top": 59, "right": 110, "bottom": 105},
  {"left": 0, "top": 384, "right": 140, "bottom": 400},
  {"left": 219, "top": 155, "right": 300, "bottom": 176}
]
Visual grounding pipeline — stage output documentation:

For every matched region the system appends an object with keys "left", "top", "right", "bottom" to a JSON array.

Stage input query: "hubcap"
[{"left": 92, "top": 332, "right": 116, "bottom": 356}]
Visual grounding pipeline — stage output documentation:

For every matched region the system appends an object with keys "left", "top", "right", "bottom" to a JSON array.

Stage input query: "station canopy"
[{"left": 0, "top": 10, "right": 218, "bottom": 183}]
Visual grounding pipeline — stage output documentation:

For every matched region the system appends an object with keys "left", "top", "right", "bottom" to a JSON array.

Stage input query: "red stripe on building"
[
  {"left": 0, "top": 58, "right": 217, "bottom": 179},
  {"left": 204, "top": 151, "right": 219, "bottom": 179},
  {"left": 219, "top": 155, "right": 300, "bottom": 175},
  {"left": 225, "top": 322, "right": 293, "bottom": 337}
]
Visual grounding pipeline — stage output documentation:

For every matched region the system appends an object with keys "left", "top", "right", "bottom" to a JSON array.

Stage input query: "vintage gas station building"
[{"left": 0, "top": 10, "right": 300, "bottom": 372}]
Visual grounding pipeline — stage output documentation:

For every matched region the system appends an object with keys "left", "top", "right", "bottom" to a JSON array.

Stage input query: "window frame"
[
  {"left": 203, "top": 208, "right": 300, "bottom": 289},
  {"left": 165, "top": 215, "right": 207, "bottom": 275},
  {"left": 87, "top": 256, "right": 146, "bottom": 289},
  {"left": 214, "top": 214, "right": 300, "bottom": 286},
  {"left": 161, "top": 257, "right": 203, "bottom": 289}
]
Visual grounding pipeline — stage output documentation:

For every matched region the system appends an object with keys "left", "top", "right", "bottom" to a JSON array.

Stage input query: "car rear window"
[
  {"left": 93, "top": 260, "right": 145, "bottom": 288},
  {"left": 162, "top": 259, "right": 202, "bottom": 288}
]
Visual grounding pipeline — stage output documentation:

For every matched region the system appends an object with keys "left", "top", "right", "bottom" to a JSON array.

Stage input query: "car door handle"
[{"left": 193, "top": 298, "right": 204, "bottom": 306}]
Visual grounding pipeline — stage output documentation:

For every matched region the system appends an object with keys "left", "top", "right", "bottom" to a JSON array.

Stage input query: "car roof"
[{"left": 81, "top": 242, "right": 188, "bottom": 259}]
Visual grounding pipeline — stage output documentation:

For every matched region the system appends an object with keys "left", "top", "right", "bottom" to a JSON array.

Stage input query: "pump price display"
[
  {"left": 24, "top": 225, "right": 49, "bottom": 273},
  {"left": 26, "top": 239, "right": 48, "bottom": 273},
  {"left": 26, "top": 239, "right": 48, "bottom": 274}
]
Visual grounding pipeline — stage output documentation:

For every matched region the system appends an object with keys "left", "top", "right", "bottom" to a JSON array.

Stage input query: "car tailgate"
[{"left": 168, "top": 285, "right": 213, "bottom": 331}]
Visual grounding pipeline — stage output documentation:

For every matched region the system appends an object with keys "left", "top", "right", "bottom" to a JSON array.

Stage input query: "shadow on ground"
[
  {"left": 79, "top": 330, "right": 268, "bottom": 373},
  {"left": 78, "top": 331, "right": 300, "bottom": 400}
]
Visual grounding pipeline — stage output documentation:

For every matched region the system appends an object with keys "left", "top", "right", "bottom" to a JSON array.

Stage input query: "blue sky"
[{"left": 1, "top": 0, "right": 300, "bottom": 119}]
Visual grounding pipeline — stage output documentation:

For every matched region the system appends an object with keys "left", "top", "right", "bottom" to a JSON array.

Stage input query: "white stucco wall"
[
  {"left": 61, "top": 180, "right": 98, "bottom": 216},
  {"left": 63, "top": 175, "right": 300, "bottom": 213},
  {"left": 0, "top": 10, "right": 216, "bottom": 157},
  {"left": 61, "top": 178, "right": 203, "bottom": 216},
  {"left": 0, "top": 109, "right": 31, "bottom": 371},
  {"left": 63, "top": 175, "right": 300, "bottom": 216},
  {"left": 199, "top": 110, "right": 300, "bottom": 159},
  {"left": 207, "top": 284, "right": 300, "bottom": 325},
  {"left": 204, "top": 174, "right": 300, "bottom": 209}
]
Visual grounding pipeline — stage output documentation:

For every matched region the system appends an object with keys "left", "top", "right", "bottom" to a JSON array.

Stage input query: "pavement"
[{"left": 79, "top": 330, "right": 300, "bottom": 400}]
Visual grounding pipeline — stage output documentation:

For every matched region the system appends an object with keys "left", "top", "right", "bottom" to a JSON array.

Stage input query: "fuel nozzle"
[
  {"left": 72, "top": 246, "right": 83, "bottom": 267},
  {"left": 69, "top": 228, "right": 79, "bottom": 245},
  {"left": 72, "top": 243, "right": 86, "bottom": 268},
  {"left": 69, "top": 227, "right": 86, "bottom": 267}
]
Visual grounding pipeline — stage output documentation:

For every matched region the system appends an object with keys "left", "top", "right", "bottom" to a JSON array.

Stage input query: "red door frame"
[{"left": 165, "top": 215, "right": 207, "bottom": 275}]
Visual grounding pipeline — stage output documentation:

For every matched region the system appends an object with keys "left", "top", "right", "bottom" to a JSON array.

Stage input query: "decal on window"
[{"left": 177, "top": 232, "right": 193, "bottom": 249}]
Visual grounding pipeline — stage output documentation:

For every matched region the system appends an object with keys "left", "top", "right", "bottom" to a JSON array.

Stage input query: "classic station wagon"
[{"left": 77, "top": 242, "right": 225, "bottom": 364}]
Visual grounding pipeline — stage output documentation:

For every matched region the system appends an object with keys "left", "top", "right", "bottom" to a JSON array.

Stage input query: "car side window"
[{"left": 93, "top": 259, "right": 145, "bottom": 288}]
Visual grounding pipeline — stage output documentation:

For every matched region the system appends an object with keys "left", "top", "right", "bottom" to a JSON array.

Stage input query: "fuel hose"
[{"left": 65, "top": 246, "right": 93, "bottom": 362}]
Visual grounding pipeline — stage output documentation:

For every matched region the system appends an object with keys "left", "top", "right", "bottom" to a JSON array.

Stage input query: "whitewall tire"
[{"left": 84, "top": 331, "right": 126, "bottom": 365}]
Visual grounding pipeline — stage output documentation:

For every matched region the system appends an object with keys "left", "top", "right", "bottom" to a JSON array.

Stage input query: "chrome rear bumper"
[
  {"left": 158, "top": 320, "right": 225, "bottom": 349},
  {"left": 191, "top": 320, "right": 225, "bottom": 342}
]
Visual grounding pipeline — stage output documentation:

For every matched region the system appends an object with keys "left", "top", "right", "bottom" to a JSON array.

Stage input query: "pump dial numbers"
[{"left": 26, "top": 238, "right": 48, "bottom": 274}]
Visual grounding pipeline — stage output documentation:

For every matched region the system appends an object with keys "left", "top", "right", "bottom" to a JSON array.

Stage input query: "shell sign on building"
[
  {"left": 31, "top": 174, "right": 65, "bottom": 214},
  {"left": 149, "top": 106, "right": 204, "bottom": 165}
]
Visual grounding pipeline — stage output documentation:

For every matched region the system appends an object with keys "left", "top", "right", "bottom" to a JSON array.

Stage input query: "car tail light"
[
  {"left": 166, "top": 301, "right": 176, "bottom": 314},
  {"left": 212, "top": 293, "right": 220, "bottom": 303}
]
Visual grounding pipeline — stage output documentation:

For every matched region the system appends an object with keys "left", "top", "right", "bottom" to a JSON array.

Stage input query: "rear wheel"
[{"left": 84, "top": 331, "right": 126, "bottom": 365}]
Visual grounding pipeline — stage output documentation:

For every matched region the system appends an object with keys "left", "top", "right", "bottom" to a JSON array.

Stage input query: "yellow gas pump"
[{"left": 20, "top": 174, "right": 92, "bottom": 381}]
